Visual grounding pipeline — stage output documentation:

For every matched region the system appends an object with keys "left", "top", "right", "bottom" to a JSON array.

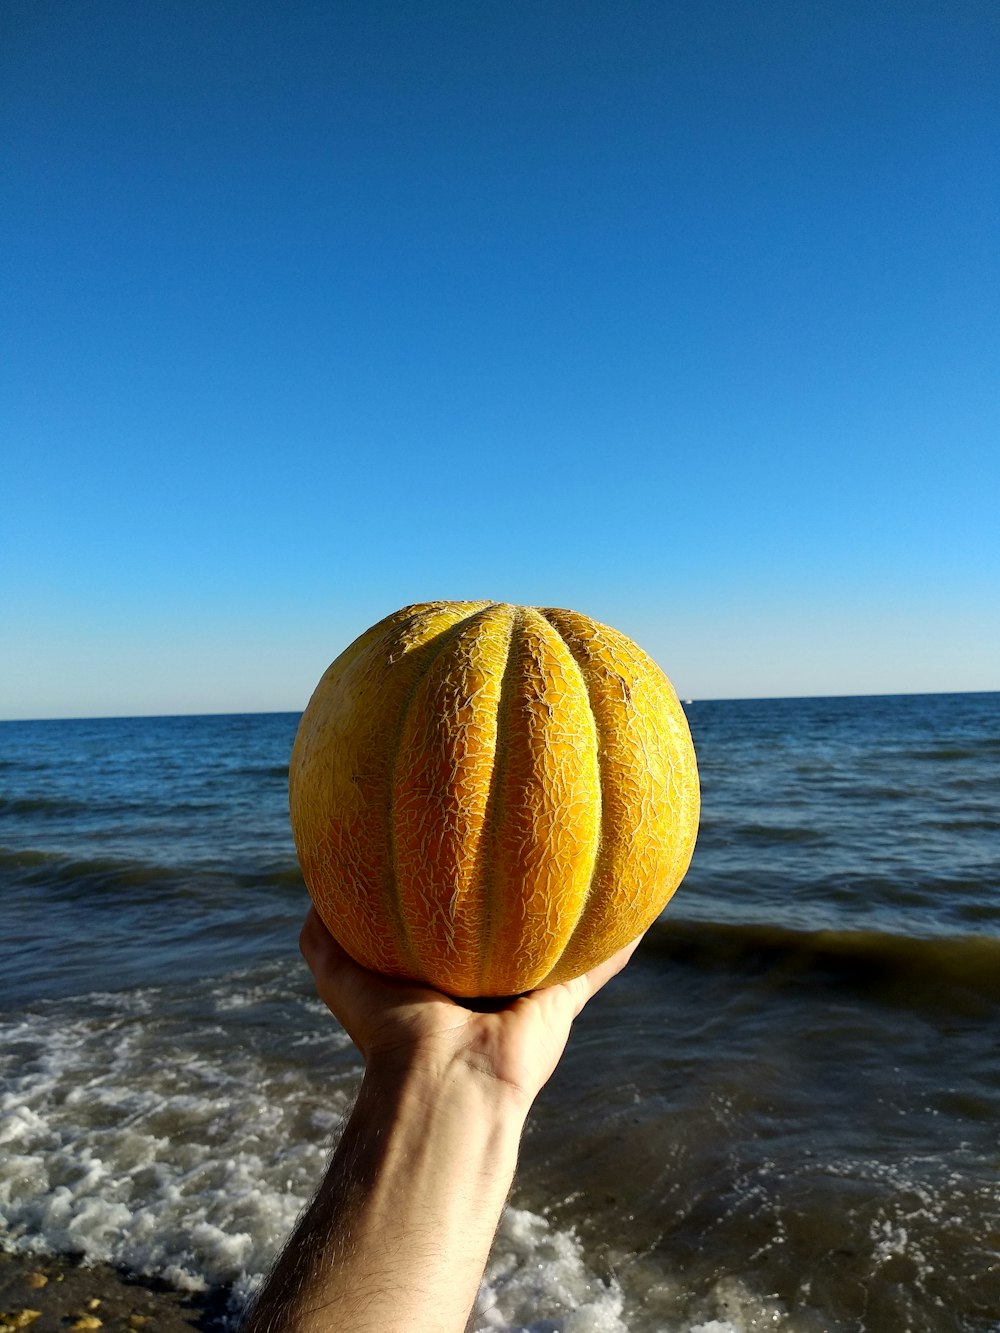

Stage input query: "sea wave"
[
  {"left": 899, "top": 737, "right": 1000, "bottom": 761},
  {"left": 644, "top": 917, "right": 1000, "bottom": 1009},
  {"left": 697, "top": 820, "right": 828, "bottom": 845},
  {"left": 0, "top": 793, "right": 227, "bottom": 820},
  {"left": 0, "top": 795, "right": 95, "bottom": 818},
  {"left": 0, "top": 844, "right": 305, "bottom": 898},
  {"left": 236, "top": 764, "right": 289, "bottom": 779}
]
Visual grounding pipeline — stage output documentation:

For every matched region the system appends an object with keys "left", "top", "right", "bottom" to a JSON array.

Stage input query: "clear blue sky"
[{"left": 3, "top": 1, "right": 998, "bottom": 718}]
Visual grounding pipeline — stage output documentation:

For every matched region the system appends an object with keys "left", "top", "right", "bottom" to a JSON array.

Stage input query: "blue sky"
[{"left": 3, "top": 1, "right": 998, "bottom": 718}]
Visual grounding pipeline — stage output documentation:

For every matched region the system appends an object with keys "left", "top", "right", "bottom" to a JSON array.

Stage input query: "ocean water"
[{"left": 1, "top": 694, "right": 998, "bottom": 1331}]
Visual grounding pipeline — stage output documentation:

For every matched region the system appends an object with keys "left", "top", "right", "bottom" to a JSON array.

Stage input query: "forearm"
[{"left": 244, "top": 1055, "right": 529, "bottom": 1333}]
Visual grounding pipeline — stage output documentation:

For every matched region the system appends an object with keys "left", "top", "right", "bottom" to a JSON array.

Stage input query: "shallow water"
[{"left": 2, "top": 695, "right": 999, "bottom": 1330}]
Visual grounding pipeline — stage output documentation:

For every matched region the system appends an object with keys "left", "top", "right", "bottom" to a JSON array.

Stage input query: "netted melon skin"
[{"left": 289, "top": 602, "right": 700, "bottom": 997}]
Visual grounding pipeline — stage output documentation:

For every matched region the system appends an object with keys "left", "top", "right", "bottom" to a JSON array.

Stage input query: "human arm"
[{"left": 242, "top": 907, "right": 639, "bottom": 1333}]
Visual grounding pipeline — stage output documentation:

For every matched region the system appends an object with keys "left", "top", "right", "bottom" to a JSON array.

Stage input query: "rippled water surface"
[{"left": 2, "top": 694, "right": 999, "bottom": 1331}]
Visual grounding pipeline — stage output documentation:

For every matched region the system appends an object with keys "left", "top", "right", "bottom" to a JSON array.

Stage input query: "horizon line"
[{"left": 2, "top": 687, "right": 997, "bottom": 725}]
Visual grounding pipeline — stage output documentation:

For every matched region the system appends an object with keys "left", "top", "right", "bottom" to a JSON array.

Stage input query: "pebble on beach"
[{"left": 0, "top": 1251, "right": 231, "bottom": 1333}]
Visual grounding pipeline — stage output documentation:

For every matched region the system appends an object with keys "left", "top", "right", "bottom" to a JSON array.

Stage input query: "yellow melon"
[{"left": 289, "top": 601, "right": 699, "bottom": 997}]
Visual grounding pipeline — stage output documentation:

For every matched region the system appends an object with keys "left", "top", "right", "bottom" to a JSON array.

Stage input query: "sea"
[{"left": 1, "top": 693, "right": 998, "bottom": 1332}]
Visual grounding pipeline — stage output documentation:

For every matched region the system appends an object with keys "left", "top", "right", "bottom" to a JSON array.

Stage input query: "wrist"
[
  {"left": 255, "top": 1037, "right": 530, "bottom": 1333},
  {"left": 362, "top": 1043, "right": 534, "bottom": 1136}
]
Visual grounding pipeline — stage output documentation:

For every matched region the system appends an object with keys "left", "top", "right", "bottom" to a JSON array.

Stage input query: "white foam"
[
  {"left": 3, "top": 967, "right": 839, "bottom": 1331},
  {"left": 0, "top": 974, "right": 344, "bottom": 1303},
  {"left": 4, "top": 971, "right": 707, "bottom": 1331},
  {"left": 474, "top": 1207, "right": 627, "bottom": 1332}
]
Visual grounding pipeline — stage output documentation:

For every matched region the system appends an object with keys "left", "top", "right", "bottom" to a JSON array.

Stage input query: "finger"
[
  {"left": 299, "top": 904, "right": 355, "bottom": 983},
  {"left": 299, "top": 906, "right": 392, "bottom": 1009},
  {"left": 566, "top": 934, "right": 644, "bottom": 1016},
  {"left": 298, "top": 903, "right": 327, "bottom": 960},
  {"left": 299, "top": 905, "right": 457, "bottom": 1037},
  {"left": 299, "top": 903, "right": 349, "bottom": 957}
]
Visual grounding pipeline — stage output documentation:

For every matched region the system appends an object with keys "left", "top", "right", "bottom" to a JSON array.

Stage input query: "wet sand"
[{"left": 0, "top": 1251, "right": 232, "bottom": 1333}]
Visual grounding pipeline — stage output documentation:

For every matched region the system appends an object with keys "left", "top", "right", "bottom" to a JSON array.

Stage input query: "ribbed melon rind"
[
  {"left": 289, "top": 601, "right": 700, "bottom": 997},
  {"left": 536, "top": 607, "right": 700, "bottom": 985},
  {"left": 289, "top": 602, "right": 491, "bottom": 979}
]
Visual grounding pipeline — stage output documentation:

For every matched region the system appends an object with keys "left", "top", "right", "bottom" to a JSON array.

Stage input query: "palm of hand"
[{"left": 300, "top": 907, "right": 638, "bottom": 1105}]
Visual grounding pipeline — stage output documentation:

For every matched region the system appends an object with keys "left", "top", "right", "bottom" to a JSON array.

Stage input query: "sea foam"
[{"left": 1, "top": 968, "right": 744, "bottom": 1331}]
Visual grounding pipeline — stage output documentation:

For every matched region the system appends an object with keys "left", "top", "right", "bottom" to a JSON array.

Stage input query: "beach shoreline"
[{"left": 0, "top": 1249, "right": 233, "bottom": 1333}]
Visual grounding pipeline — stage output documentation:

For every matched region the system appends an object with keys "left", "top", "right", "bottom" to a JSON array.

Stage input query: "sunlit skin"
[{"left": 242, "top": 907, "right": 641, "bottom": 1333}]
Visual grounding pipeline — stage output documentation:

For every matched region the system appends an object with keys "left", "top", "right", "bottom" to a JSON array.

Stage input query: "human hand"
[
  {"left": 300, "top": 906, "right": 640, "bottom": 1110},
  {"left": 248, "top": 909, "right": 640, "bottom": 1333}
]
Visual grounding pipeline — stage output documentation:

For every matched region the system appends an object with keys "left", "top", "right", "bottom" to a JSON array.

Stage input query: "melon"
[{"left": 289, "top": 601, "right": 699, "bottom": 997}]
